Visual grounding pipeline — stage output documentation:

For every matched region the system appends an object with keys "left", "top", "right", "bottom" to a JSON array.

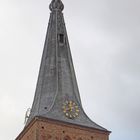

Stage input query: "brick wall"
[{"left": 16, "top": 118, "right": 109, "bottom": 140}]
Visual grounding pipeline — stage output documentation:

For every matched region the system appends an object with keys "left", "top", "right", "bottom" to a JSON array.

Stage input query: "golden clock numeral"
[
  {"left": 66, "top": 113, "right": 69, "bottom": 116},
  {"left": 75, "top": 113, "right": 79, "bottom": 116}
]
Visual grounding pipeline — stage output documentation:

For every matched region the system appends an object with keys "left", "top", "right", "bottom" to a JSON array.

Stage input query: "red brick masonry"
[{"left": 16, "top": 117, "right": 110, "bottom": 140}]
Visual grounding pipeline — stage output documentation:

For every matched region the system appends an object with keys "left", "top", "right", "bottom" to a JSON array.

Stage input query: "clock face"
[{"left": 62, "top": 100, "right": 80, "bottom": 119}]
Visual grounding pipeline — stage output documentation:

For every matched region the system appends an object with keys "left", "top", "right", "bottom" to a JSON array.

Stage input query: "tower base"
[{"left": 16, "top": 117, "right": 110, "bottom": 140}]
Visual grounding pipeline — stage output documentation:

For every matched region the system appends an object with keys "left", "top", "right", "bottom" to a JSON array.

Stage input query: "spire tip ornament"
[{"left": 49, "top": 0, "right": 64, "bottom": 11}]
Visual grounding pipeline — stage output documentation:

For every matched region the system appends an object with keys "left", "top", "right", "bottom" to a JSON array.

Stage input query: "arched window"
[
  {"left": 63, "top": 135, "right": 71, "bottom": 140},
  {"left": 77, "top": 138, "right": 83, "bottom": 140},
  {"left": 46, "top": 134, "right": 52, "bottom": 140}
]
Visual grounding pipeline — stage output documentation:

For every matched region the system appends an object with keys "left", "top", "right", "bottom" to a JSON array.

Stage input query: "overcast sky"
[{"left": 0, "top": 0, "right": 140, "bottom": 140}]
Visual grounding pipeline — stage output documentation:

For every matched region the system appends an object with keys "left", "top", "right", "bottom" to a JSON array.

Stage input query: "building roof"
[{"left": 26, "top": 0, "right": 108, "bottom": 132}]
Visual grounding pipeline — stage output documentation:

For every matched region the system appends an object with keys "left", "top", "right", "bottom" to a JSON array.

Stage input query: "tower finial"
[{"left": 49, "top": 0, "right": 64, "bottom": 11}]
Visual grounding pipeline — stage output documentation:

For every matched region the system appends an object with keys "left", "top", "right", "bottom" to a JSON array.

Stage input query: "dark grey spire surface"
[{"left": 27, "top": 0, "right": 108, "bottom": 131}]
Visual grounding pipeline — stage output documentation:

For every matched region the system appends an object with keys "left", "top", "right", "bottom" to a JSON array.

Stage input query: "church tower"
[{"left": 16, "top": 0, "right": 111, "bottom": 140}]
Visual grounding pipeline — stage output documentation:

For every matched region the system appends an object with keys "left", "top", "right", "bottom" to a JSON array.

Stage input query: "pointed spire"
[
  {"left": 25, "top": 0, "right": 108, "bottom": 132},
  {"left": 49, "top": 0, "right": 64, "bottom": 11}
]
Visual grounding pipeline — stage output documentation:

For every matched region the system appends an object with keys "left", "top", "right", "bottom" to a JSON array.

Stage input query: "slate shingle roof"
[{"left": 27, "top": 0, "right": 108, "bottom": 132}]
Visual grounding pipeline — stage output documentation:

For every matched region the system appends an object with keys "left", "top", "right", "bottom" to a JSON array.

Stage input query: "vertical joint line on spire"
[{"left": 55, "top": 10, "right": 59, "bottom": 101}]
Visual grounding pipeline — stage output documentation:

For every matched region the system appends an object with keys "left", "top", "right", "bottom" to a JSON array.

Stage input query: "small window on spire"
[{"left": 58, "top": 34, "right": 65, "bottom": 44}]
